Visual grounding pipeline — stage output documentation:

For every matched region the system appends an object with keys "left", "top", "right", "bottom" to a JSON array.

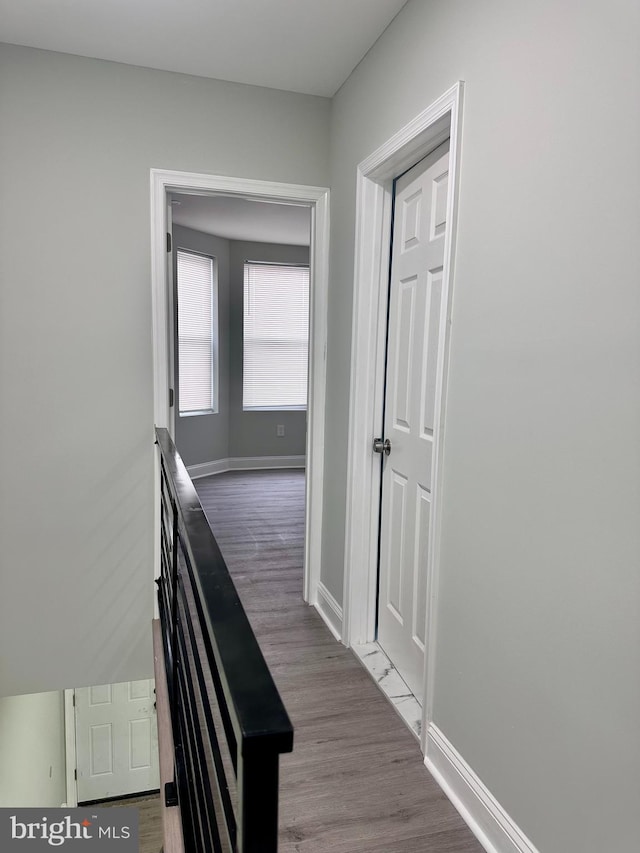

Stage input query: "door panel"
[
  {"left": 387, "top": 470, "right": 409, "bottom": 620},
  {"left": 393, "top": 276, "right": 417, "bottom": 431},
  {"left": 377, "top": 140, "right": 450, "bottom": 700},
  {"left": 89, "top": 724, "right": 113, "bottom": 776},
  {"left": 421, "top": 268, "right": 443, "bottom": 435},
  {"left": 75, "top": 679, "right": 159, "bottom": 802},
  {"left": 412, "top": 484, "right": 432, "bottom": 650}
]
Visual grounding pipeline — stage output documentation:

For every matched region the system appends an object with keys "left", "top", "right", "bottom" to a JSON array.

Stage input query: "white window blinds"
[
  {"left": 243, "top": 262, "right": 310, "bottom": 409},
  {"left": 177, "top": 250, "right": 217, "bottom": 415}
]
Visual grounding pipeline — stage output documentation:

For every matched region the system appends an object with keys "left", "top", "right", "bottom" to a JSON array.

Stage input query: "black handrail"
[{"left": 155, "top": 427, "right": 293, "bottom": 853}]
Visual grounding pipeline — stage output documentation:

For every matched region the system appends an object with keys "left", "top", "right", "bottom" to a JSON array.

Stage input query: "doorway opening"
[
  {"left": 169, "top": 192, "right": 312, "bottom": 612},
  {"left": 373, "top": 138, "right": 452, "bottom": 741},
  {"left": 150, "top": 171, "right": 330, "bottom": 609},
  {"left": 169, "top": 193, "right": 311, "bottom": 474},
  {"left": 342, "top": 83, "right": 464, "bottom": 753}
]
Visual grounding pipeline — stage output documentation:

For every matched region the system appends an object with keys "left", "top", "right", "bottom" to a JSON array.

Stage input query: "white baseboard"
[
  {"left": 425, "top": 724, "right": 539, "bottom": 853},
  {"left": 187, "top": 459, "right": 231, "bottom": 479},
  {"left": 315, "top": 581, "right": 343, "bottom": 641},
  {"left": 229, "top": 455, "right": 305, "bottom": 471},
  {"left": 187, "top": 455, "right": 305, "bottom": 479}
]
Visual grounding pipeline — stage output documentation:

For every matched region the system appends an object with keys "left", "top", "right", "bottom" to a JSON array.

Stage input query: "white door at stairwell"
[
  {"left": 377, "top": 140, "right": 450, "bottom": 701},
  {"left": 75, "top": 679, "right": 159, "bottom": 802}
]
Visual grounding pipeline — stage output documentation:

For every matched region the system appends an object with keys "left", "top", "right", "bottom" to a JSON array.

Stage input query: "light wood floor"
[
  {"left": 101, "top": 794, "right": 163, "bottom": 853},
  {"left": 194, "top": 469, "right": 483, "bottom": 853}
]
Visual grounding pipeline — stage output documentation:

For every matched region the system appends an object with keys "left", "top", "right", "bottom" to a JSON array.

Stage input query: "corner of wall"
[
  {"left": 425, "top": 724, "right": 540, "bottom": 853},
  {"left": 315, "top": 581, "right": 343, "bottom": 641}
]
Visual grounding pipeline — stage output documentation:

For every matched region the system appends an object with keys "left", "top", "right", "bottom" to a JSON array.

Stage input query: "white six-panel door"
[
  {"left": 377, "top": 140, "right": 450, "bottom": 701},
  {"left": 75, "top": 680, "right": 159, "bottom": 802}
]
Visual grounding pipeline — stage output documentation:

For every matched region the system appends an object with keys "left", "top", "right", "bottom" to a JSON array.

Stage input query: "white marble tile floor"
[{"left": 352, "top": 642, "right": 422, "bottom": 740}]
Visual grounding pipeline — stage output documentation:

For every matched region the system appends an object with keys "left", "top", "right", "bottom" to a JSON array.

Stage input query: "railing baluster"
[
  {"left": 154, "top": 427, "right": 293, "bottom": 853},
  {"left": 170, "top": 496, "right": 179, "bottom": 715},
  {"left": 237, "top": 750, "right": 280, "bottom": 853}
]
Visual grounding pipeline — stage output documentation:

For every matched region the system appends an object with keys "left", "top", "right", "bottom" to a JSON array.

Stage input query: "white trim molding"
[
  {"left": 229, "top": 455, "right": 305, "bottom": 471},
  {"left": 315, "top": 581, "right": 343, "bottom": 641},
  {"left": 150, "top": 170, "right": 329, "bottom": 611},
  {"left": 187, "top": 456, "right": 305, "bottom": 479},
  {"left": 186, "top": 459, "right": 231, "bottom": 479},
  {"left": 425, "top": 724, "right": 540, "bottom": 853},
  {"left": 63, "top": 689, "right": 78, "bottom": 808},
  {"left": 342, "top": 83, "right": 464, "bottom": 750}
]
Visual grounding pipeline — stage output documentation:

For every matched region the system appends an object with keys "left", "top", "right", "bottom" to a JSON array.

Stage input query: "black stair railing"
[{"left": 155, "top": 427, "right": 293, "bottom": 853}]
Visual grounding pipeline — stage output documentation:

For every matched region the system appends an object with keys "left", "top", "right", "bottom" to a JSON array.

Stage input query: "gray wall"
[
  {"left": 0, "top": 44, "right": 330, "bottom": 697},
  {"left": 0, "top": 691, "right": 67, "bottom": 807},
  {"left": 229, "top": 241, "right": 309, "bottom": 458},
  {"left": 324, "top": 2, "right": 640, "bottom": 853},
  {"left": 173, "top": 225, "right": 230, "bottom": 467}
]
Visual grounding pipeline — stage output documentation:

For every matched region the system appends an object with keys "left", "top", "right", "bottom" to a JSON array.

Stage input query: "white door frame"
[
  {"left": 150, "top": 170, "right": 330, "bottom": 606},
  {"left": 63, "top": 689, "right": 78, "bottom": 807},
  {"left": 342, "top": 83, "right": 464, "bottom": 739}
]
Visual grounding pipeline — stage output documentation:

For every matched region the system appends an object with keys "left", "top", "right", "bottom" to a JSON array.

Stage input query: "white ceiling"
[
  {"left": 171, "top": 194, "right": 311, "bottom": 245},
  {"left": 0, "top": 0, "right": 407, "bottom": 97}
]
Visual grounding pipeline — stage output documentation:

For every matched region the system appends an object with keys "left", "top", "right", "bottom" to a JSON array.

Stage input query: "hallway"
[{"left": 193, "top": 469, "right": 483, "bottom": 853}]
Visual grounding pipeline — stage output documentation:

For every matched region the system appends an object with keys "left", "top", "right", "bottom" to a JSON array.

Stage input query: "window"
[
  {"left": 176, "top": 250, "right": 218, "bottom": 416},
  {"left": 243, "top": 262, "right": 310, "bottom": 410}
]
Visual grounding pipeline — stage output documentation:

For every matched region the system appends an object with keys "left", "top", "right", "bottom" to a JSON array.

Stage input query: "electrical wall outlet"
[{"left": 277, "top": 424, "right": 285, "bottom": 437}]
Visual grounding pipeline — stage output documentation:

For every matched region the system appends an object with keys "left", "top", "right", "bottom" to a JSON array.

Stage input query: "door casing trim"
[
  {"left": 150, "top": 170, "right": 330, "bottom": 607},
  {"left": 342, "top": 82, "right": 464, "bottom": 750},
  {"left": 63, "top": 689, "right": 78, "bottom": 807}
]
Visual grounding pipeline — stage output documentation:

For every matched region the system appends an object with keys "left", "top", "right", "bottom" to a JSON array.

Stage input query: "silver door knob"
[{"left": 373, "top": 437, "right": 391, "bottom": 456}]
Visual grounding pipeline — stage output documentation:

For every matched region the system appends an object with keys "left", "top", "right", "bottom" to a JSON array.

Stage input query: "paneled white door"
[
  {"left": 75, "top": 680, "right": 159, "bottom": 802},
  {"left": 377, "top": 140, "right": 450, "bottom": 701}
]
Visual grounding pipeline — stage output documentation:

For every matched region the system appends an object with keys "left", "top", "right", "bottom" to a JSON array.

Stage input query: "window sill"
[{"left": 242, "top": 406, "right": 307, "bottom": 413}]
